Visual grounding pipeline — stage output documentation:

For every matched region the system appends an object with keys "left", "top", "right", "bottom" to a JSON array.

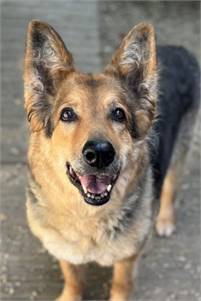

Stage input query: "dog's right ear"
[
  {"left": 24, "top": 20, "right": 74, "bottom": 132},
  {"left": 105, "top": 23, "right": 157, "bottom": 137}
]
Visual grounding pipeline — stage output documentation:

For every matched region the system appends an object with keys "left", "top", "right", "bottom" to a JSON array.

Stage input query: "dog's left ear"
[
  {"left": 105, "top": 23, "right": 157, "bottom": 136},
  {"left": 24, "top": 20, "right": 74, "bottom": 132}
]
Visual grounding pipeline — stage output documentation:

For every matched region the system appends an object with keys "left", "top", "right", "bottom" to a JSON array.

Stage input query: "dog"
[{"left": 23, "top": 20, "right": 200, "bottom": 301}]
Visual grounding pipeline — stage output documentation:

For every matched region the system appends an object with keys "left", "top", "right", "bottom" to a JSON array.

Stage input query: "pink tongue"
[{"left": 78, "top": 175, "right": 111, "bottom": 194}]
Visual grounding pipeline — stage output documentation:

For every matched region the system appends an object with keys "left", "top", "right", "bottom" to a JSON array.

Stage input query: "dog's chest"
[
  {"left": 27, "top": 168, "right": 152, "bottom": 266},
  {"left": 41, "top": 213, "right": 139, "bottom": 266}
]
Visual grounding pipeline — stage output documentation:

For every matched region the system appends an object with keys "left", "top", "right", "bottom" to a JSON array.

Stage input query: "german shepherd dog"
[{"left": 24, "top": 20, "right": 200, "bottom": 301}]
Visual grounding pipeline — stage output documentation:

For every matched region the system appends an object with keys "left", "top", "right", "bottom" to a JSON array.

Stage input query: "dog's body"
[{"left": 24, "top": 21, "right": 200, "bottom": 300}]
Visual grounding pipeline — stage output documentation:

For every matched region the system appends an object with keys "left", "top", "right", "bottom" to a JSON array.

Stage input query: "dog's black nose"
[{"left": 82, "top": 140, "right": 115, "bottom": 169}]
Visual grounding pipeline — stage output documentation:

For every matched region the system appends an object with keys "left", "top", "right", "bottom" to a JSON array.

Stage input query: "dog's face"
[{"left": 24, "top": 21, "right": 157, "bottom": 206}]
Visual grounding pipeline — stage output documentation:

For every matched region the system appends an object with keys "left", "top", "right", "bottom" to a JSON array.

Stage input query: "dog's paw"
[
  {"left": 155, "top": 217, "right": 175, "bottom": 237},
  {"left": 55, "top": 290, "right": 82, "bottom": 301},
  {"left": 55, "top": 296, "right": 81, "bottom": 301},
  {"left": 110, "top": 283, "right": 131, "bottom": 301},
  {"left": 110, "top": 294, "right": 129, "bottom": 301}
]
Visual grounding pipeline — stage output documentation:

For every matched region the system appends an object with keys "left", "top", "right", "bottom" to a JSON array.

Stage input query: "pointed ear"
[
  {"left": 24, "top": 20, "right": 74, "bottom": 132},
  {"left": 106, "top": 23, "right": 158, "bottom": 136}
]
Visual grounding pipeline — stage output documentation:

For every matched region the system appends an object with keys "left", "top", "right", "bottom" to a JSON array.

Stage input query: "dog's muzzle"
[{"left": 66, "top": 139, "right": 119, "bottom": 206}]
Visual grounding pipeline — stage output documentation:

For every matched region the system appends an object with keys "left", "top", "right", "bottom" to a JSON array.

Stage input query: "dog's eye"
[
  {"left": 60, "top": 107, "right": 77, "bottom": 122},
  {"left": 110, "top": 108, "right": 126, "bottom": 123}
]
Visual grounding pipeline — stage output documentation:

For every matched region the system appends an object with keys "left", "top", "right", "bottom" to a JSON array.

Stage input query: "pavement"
[{"left": 0, "top": 1, "right": 200, "bottom": 301}]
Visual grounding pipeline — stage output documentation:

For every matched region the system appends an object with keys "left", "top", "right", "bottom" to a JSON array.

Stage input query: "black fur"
[{"left": 151, "top": 46, "right": 200, "bottom": 199}]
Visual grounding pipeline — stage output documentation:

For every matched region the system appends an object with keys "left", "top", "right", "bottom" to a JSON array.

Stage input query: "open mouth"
[{"left": 66, "top": 163, "right": 119, "bottom": 206}]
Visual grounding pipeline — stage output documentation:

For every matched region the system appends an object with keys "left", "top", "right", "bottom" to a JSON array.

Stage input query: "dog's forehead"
[{"left": 57, "top": 72, "right": 124, "bottom": 104}]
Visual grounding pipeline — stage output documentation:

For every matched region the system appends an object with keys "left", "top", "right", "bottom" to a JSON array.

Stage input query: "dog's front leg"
[
  {"left": 56, "top": 260, "right": 83, "bottom": 301},
  {"left": 110, "top": 255, "right": 138, "bottom": 301}
]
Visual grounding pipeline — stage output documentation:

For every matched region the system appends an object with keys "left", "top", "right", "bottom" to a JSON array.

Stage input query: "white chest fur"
[
  {"left": 41, "top": 216, "right": 151, "bottom": 266},
  {"left": 28, "top": 193, "right": 152, "bottom": 266}
]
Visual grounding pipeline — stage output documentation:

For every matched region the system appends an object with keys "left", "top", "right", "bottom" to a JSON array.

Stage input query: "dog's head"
[{"left": 24, "top": 20, "right": 157, "bottom": 206}]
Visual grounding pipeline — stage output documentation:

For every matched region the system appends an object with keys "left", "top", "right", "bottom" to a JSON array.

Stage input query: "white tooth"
[
  {"left": 107, "top": 184, "right": 112, "bottom": 192},
  {"left": 83, "top": 186, "right": 87, "bottom": 194},
  {"left": 104, "top": 192, "right": 108, "bottom": 196},
  {"left": 87, "top": 193, "right": 91, "bottom": 198},
  {"left": 91, "top": 195, "right": 95, "bottom": 199}
]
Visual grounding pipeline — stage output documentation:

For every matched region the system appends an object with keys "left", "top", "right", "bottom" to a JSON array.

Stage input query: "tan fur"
[
  {"left": 110, "top": 255, "right": 138, "bottom": 301},
  {"left": 56, "top": 260, "right": 83, "bottom": 301},
  {"left": 156, "top": 168, "right": 176, "bottom": 237},
  {"left": 24, "top": 20, "right": 157, "bottom": 301}
]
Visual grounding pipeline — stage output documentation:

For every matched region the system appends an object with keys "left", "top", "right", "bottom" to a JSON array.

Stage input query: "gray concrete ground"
[{"left": 0, "top": 1, "right": 200, "bottom": 301}]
